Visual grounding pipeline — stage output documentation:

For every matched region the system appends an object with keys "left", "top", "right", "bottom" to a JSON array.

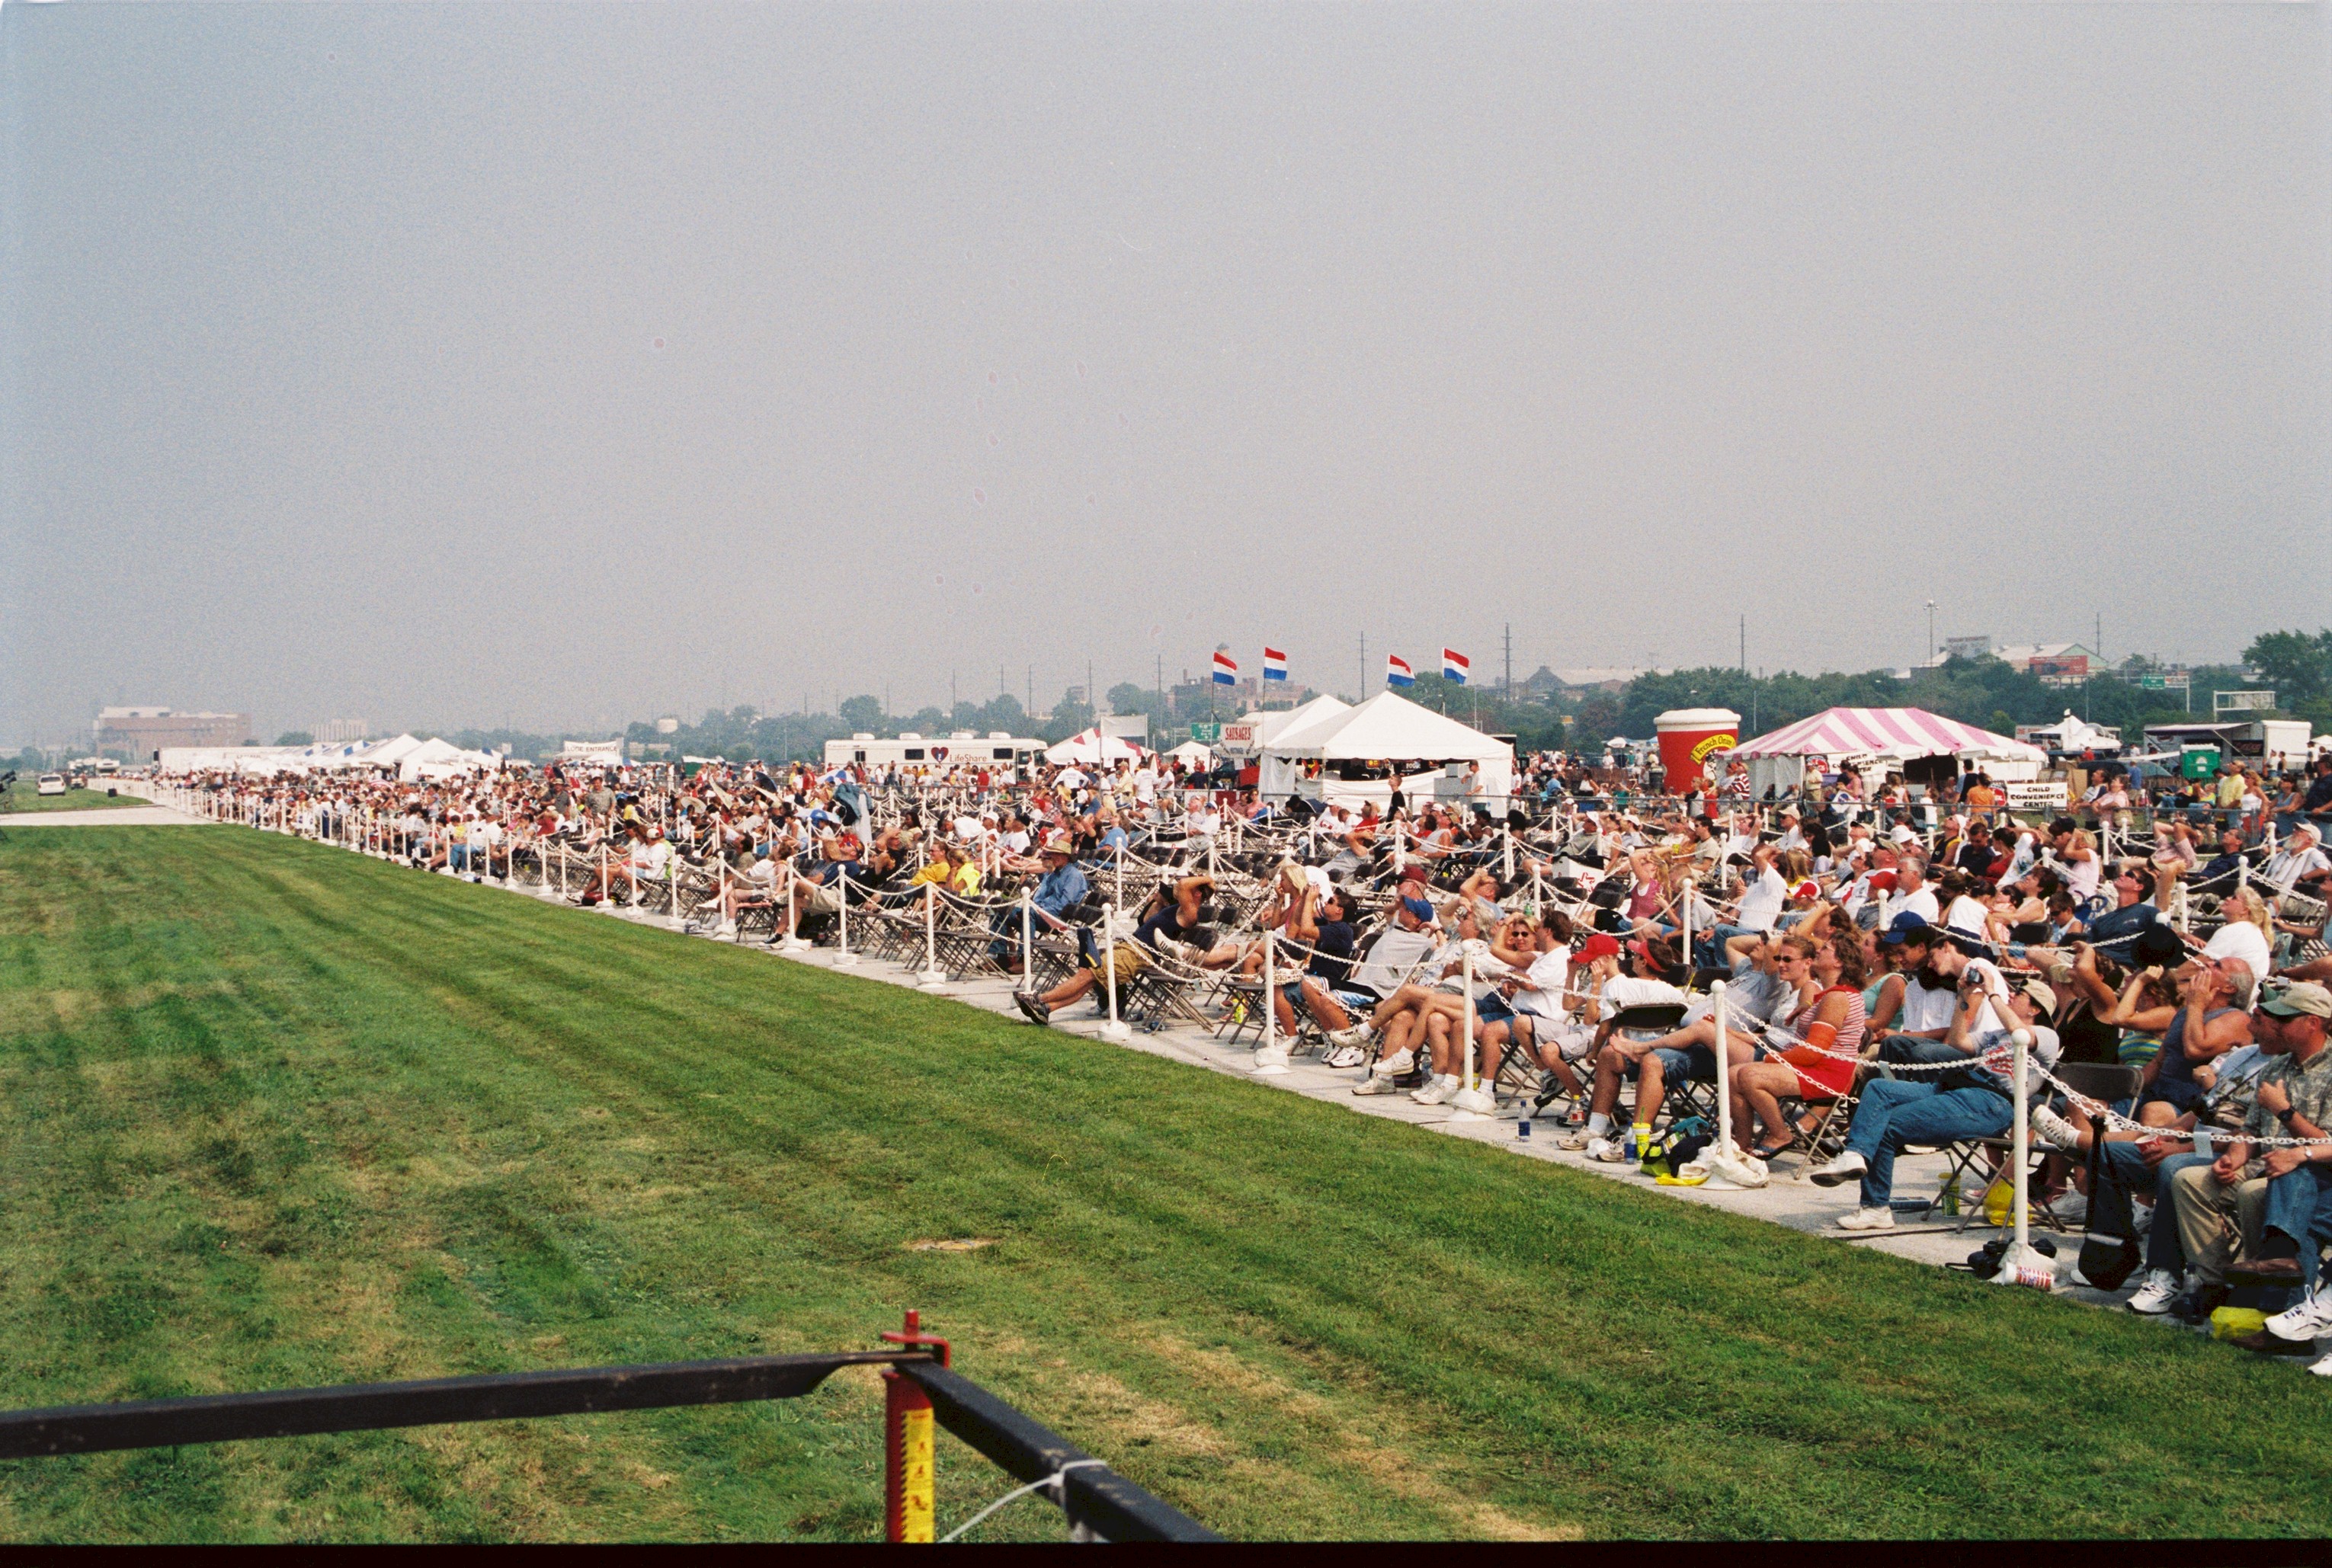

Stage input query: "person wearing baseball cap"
[
  {"left": 2122, "top": 975, "right": 2332, "bottom": 1335},
  {"left": 1811, "top": 953, "right": 2062, "bottom": 1230},
  {"left": 987, "top": 834, "right": 1090, "bottom": 970}
]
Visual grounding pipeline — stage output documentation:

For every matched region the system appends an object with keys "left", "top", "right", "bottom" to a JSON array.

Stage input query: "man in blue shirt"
[{"left": 990, "top": 837, "right": 1090, "bottom": 969}]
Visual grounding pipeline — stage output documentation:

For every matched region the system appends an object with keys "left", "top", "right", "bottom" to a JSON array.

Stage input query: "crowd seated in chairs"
[{"left": 159, "top": 738, "right": 2332, "bottom": 1379}]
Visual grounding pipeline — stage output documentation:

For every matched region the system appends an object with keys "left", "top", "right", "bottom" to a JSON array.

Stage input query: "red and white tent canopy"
[{"left": 1733, "top": 706, "right": 2042, "bottom": 762}]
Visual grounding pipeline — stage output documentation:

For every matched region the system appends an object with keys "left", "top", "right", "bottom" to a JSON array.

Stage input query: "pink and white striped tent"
[{"left": 1734, "top": 707, "right": 2042, "bottom": 763}]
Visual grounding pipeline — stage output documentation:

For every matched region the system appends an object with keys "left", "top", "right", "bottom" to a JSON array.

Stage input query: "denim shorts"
[
  {"left": 1635, "top": 1043, "right": 1716, "bottom": 1083},
  {"left": 1475, "top": 993, "right": 1516, "bottom": 1022}
]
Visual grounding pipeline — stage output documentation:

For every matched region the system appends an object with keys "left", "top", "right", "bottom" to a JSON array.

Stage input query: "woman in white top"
[{"left": 2201, "top": 886, "right": 2273, "bottom": 981}]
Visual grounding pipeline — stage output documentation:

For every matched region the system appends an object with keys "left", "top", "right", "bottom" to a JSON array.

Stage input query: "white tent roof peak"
[
  {"left": 1240, "top": 694, "right": 1350, "bottom": 750},
  {"left": 1264, "top": 690, "right": 1510, "bottom": 762}
]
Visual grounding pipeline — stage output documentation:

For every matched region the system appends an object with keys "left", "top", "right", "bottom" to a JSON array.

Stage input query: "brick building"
[{"left": 93, "top": 707, "right": 255, "bottom": 760}]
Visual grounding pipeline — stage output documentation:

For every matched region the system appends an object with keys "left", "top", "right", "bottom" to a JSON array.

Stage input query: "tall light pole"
[{"left": 1924, "top": 600, "right": 1937, "bottom": 664}]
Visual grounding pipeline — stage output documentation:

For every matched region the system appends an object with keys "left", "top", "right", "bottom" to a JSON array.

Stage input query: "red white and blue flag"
[
  {"left": 1386, "top": 654, "right": 1415, "bottom": 687},
  {"left": 1442, "top": 648, "right": 1469, "bottom": 685},
  {"left": 1261, "top": 647, "right": 1288, "bottom": 682},
  {"left": 1211, "top": 649, "right": 1238, "bottom": 685}
]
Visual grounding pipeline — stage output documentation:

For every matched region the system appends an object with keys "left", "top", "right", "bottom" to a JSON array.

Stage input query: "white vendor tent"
[
  {"left": 2020, "top": 710, "right": 2122, "bottom": 755},
  {"left": 1161, "top": 740, "right": 1214, "bottom": 768},
  {"left": 1044, "top": 728, "right": 1147, "bottom": 766},
  {"left": 1732, "top": 706, "right": 2045, "bottom": 796},
  {"left": 1239, "top": 694, "right": 1350, "bottom": 750},
  {"left": 1260, "top": 691, "right": 1514, "bottom": 811}
]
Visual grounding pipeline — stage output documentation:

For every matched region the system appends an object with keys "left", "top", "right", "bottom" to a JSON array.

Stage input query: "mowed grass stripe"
[{"left": 0, "top": 827, "right": 2325, "bottom": 1541}]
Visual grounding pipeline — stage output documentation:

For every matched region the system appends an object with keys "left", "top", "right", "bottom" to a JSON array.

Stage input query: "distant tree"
[
  {"left": 838, "top": 694, "right": 884, "bottom": 733},
  {"left": 2243, "top": 629, "right": 2332, "bottom": 709},
  {"left": 274, "top": 731, "right": 313, "bottom": 746}
]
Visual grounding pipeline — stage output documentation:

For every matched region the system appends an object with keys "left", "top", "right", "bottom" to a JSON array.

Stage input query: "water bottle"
[{"left": 1517, "top": 1115, "right": 1533, "bottom": 1141}]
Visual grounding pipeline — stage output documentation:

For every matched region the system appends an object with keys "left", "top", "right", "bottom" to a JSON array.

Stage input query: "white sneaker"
[
  {"left": 1352, "top": 1074, "right": 1401, "bottom": 1096},
  {"left": 2311, "top": 1352, "right": 2332, "bottom": 1378},
  {"left": 1324, "top": 1045, "right": 1368, "bottom": 1070},
  {"left": 1327, "top": 1024, "right": 1375, "bottom": 1049},
  {"left": 715, "top": 920, "right": 738, "bottom": 938},
  {"left": 2125, "top": 1269, "right": 2183, "bottom": 1316},
  {"left": 1376, "top": 1048, "right": 1415, "bottom": 1077},
  {"left": 1837, "top": 1207, "right": 1895, "bottom": 1232},
  {"left": 1411, "top": 1074, "right": 1456, "bottom": 1106},
  {"left": 1808, "top": 1150, "right": 1868, "bottom": 1188},
  {"left": 2029, "top": 1105, "right": 2085, "bottom": 1155},
  {"left": 2266, "top": 1280, "right": 2332, "bottom": 1342},
  {"left": 1585, "top": 1136, "right": 1629, "bottom": 1163}
]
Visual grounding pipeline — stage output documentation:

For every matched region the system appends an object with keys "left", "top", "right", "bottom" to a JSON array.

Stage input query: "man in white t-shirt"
[{"left": 1893, "top": 859, "right": 1941, "bottom": 926}]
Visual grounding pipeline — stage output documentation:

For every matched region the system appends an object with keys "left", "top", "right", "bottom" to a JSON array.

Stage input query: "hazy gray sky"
[{"left": 5, "top": 2, "right": 2327, "bottom": 744}]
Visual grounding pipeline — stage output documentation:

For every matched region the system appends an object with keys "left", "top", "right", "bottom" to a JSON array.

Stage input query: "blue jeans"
[
  {"left": 1876, "top": 1035, "right": 1963, "bottom": 1073},
  {"left": 2263, "top": 1163, "right": 2332, "bottom": 1289},
  {"left": 1843, "top": 1078, "right": 2012, "bottom": 1208},
  {"left": 1694, "top": 923, "right": 1760, "bottom": 968}
]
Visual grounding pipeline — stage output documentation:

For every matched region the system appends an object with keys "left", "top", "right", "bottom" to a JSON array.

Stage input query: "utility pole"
[
  {"left": 2095, "top": 611, "right": 2103, "bottom": 665},
  {"left": 1087, "top": 657, "right": 1094, "bottom": 716},
  {"left": 1503, "top": 622, "right": 1513, "bottom": 700},
  {"left": 1924, "top": 600, "right": 1937, "bottom": 664},
  {"left": 1027, "top": 665, "right": 1033, "bottom": 716}
]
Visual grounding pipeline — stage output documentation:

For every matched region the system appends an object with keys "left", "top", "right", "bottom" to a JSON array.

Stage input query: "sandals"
[{"left": 1013, "top": 992, "right": 1052, "bottom": 1026}]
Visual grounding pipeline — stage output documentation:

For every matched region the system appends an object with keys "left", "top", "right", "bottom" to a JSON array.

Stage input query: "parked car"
[{"left": 37, "top": 773, "right": 67, "bottom": 796}]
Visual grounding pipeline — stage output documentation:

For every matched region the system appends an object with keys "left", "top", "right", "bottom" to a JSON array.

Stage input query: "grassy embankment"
[
  {"left": 1, "top": 825, "right": 2327, "bottom": 1541},
  {"left": 2, "top": 781, "right": 148, "bottom": 814}
]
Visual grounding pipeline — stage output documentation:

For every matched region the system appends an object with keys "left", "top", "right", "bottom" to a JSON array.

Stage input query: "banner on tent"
[{"left": 2004, "top": 782, "right": 2068, "bottom": 811}]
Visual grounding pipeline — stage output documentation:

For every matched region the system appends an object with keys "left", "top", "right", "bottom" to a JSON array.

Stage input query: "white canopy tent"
[
  {"left": 1043, "top": 728, "right": 1148, "bottom": 766},
  {"left": 2020, "top": 710, "right": 2122, "bottom": 755},
  {"left": 1238, "top": 694, "right": 1350, "bottom": 751},
  {"left": 1259, "top": 691, "right": 1514, "bottom": 811},
  {"left": 1161, "top": 740, "right": 1214, "bottom": 768}
]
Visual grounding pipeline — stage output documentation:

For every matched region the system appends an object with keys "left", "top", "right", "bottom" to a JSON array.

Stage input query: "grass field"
[
  {"left": 2, "top": 780, "right": 149, "bottom": 814},
  {"left": 2, "top": 825, "right": 2329, "bottom": 1542}
]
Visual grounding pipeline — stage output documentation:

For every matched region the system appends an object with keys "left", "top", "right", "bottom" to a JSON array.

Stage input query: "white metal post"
[
  {"left": 1713, "top": 980, "right": 1733, "bottom": 1155},
  {"left": 917, "top": 883, "right": 947, "bottom": 988},
  {"left": 1991, "top": 1027, "right": 2045, "bottom": 1287},
  {"left": 1019, "top": 888, "right": 1035, "bottom": 994},
  {"left": 1099, "top": 901, "right": 1129, "bottom": 1041},
  {"left": 1254, "top": 911, "right": 1288, "bottom": 1072}
]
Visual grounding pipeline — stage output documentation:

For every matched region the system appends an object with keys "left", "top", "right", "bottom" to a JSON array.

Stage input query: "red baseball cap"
[{"left": 1577, "top": 932, "right": 1622, "bottom": 963}]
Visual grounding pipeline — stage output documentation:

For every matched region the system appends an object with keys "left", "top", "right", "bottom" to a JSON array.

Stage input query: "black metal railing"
[{"left": 0, "top": 1347, "right": 1218, "bottom": 1544}]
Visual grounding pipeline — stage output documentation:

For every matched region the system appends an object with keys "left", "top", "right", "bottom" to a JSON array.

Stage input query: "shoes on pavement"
[
  {"left": 1411, "top": 1074, "right": 1456, "bottom": 1106},
  {"left": 2266, "top": 1280, "right": 2332, "bottom": 1342},
  {"left": 2125, "top": 1269, "right": 2183, "bottom": 1316},
  {"left": 1324, "top": 1045, "right": 1368, "bottom": 1069},
  {"left": 1376, "top": 1048, "right": 1415, "bottom": 1078},
  {"left": 1837, "top": 1207, "right": 1895, "bottom": 1232},
  {"left": 1352, "top": 1074, "right": 1401, "bottom": 1096},
  {"left": 1585, "top": 1136, "right": 1629, "bottom": 1163},
  {"left": 1327, "top": 1024, "right": 1375, "bottom": 1049},
  {"left": 1014, "top": 992, "right": 1052, "bottom": 1026}
]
